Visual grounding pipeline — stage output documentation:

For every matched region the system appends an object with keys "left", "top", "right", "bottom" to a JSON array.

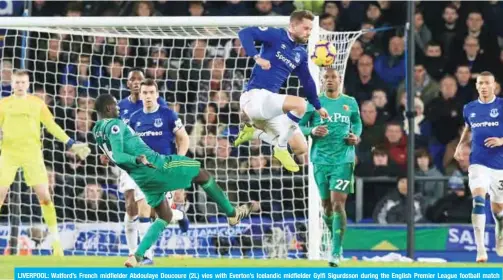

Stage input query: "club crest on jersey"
[
  {"left": 111, "top": 125, "right": 120, "bottom": 134},
  {"left": 343, "top": 105, "right": 349, "bottom": 111},
  {"left": 470, "top": 113, "right": 476, "bottom": 118},
  {"left": 281, "top": 44, "right": 286, "bottom": 50},
  {"left": 294, "top": 52, "right": 301, "bottom": 63},
  {"left": 136, "top": 122, "right": 141, "bottom": 127},
  {"left": 490, "top": 108, "right": 499, "bottom": 118},
  {"left": 154, "top": 118, "right": 163, "bottom": 128}
]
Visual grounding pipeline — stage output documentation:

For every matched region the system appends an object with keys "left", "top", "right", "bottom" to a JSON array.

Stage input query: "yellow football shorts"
[{"left": 0, "top": 151, "right": 48, "bottom": 187}]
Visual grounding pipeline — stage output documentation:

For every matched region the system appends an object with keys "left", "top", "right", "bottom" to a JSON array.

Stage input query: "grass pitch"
[{"left": 1, "top": 256, "right": 502, "bottom": 279}]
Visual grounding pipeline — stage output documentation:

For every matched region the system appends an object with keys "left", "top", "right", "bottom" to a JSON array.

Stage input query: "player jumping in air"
[
  {"left": 109, "top": 70, "right": 187, "bottom": 265},
  {"left": 0, "top": 70, "right": 91, "bottom": 256},
  {"left": 128, "top": 79, "right": 191, "bottom": 264},
  {"left": 234, "top": 10, "right": 329, "bottom": 172},
  {"left": 299, "top": 69, "right": 361, "bottom": 267},
  {"left": 454, "top": 71, "right": 503, "bottom": 262},
  {"left": 92, "top": 94, "right": 258, "bottom": 267}
]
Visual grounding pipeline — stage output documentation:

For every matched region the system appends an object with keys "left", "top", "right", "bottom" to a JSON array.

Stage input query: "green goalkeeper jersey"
[
  {"left": 299, "top": 93, "right": 362, "bottom": 165},
  {"left": 93, "top": 118, "right": 161, "bottom": 173}
]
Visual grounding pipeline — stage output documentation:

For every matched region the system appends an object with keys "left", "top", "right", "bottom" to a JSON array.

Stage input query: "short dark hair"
[
  {"left": 444, "top": 4, "right": 457, "bottom": 12},
  {"left": 385, "top": 120, "right": 402, "bottom": 130},
  {"left": 372, "top": 145, "right": 388, "bottom": 156},
  {"left": 127, "top": 68, "right": 144, "bottom": 79},
  {"left": 13, "top": 69, "right": 29, "bottom": 77},
  {"left": 140, "top": 78, "right": 158, "bottom": 90},
  {"left": 95, "top": 94, "right": 116, "bottom": 115},
  {"left": 290, "top": 10, "right": 314, "bottom": 23},
  {"left": 320, "top": 13, "right": 334, "bottom": 22},
  {"left": 426, "top": 41, "right": 441, "bottom": 49},
  {"left": 415, "top": 148, "right": 433, "bottom": 166}
]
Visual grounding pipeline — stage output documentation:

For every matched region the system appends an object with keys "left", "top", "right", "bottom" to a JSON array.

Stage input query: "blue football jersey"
[
  {"left": 128, "top": 106, "right": 183, "bottom": 155},
  {"left": 118, "top": 96, "right": 167, "bottom": 124},
  {"left": 238, "top": 27, "right": 321, "bottom": 109},
  {"left": 463, "top": 97, "right": 503, "bottom": 169}
]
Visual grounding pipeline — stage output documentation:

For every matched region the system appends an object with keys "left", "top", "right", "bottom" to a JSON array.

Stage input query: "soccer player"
[
  {"left": 234, "top": 10, "right": 329, "bottom": 172},
  {"left": 109, "top": 69, "right": 183, "bottom": 265},
  {"left": 454, "top": 71, "right": 503, "bottom": 262},
  {"left": 92, "top": 94, "right": 257, "bottom": 267},
  {"left": 0, "top": 70, "right": 91, "bottom": 256},
  {"left": 128, "top": 78, "right": 191, "bottom": 264},
  {"left": 299, "top": 69, "right": 361, "bottom": 267}
]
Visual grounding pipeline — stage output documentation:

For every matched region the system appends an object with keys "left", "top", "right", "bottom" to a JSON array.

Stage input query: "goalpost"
[{"left": 0, "top": 16, "right": 361, "bottom": 260}]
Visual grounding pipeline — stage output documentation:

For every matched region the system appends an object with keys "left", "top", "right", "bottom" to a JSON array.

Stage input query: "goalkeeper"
[
  {"left": 299, "top": 69, "right": 361, "bottom": 267},
  {"left": 0, "top": 70, "right": 91, "bottom": 256},
  {"left": 92, "top": 94, "right": 258, "bottom": 268}
]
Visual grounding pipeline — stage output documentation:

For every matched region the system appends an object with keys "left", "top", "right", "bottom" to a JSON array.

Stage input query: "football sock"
[
  {"left": 138, "top": 217, "right": 153, "bottom": 260},
  {"left": 322, "top": 214, "right": 333, "bottom": 237},
  {"left": 124, "top": 214, "right": 139, "bottom": 254},
  {"left": 135, "top": 218, "right": 168, "bottom": 259},
  {"left": 472, "top": 196, "right": 486, "bottom": 252},
  {"left": 41, "top": 201, "right": 60, "bottom": 241},
  {"left": 201, "top": 177, "right": 236, "bottom": 217}
]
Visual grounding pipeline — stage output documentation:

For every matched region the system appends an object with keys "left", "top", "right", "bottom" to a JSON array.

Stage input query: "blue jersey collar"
[
  {"left": 478, "top": 95, "right": 496, "bottom": 104},
  {"left": 286, "top": 29, "right": 295, "bottom": 42},
  {"left": 143, "top": 104, "right": 160, "bottom": 114}
]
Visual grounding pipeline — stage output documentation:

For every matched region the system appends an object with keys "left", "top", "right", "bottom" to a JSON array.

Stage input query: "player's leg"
[
  {"left": 119, "top": 171, "right": 140, "bottom": 257},
  {"left": 327, "top": 163, "right": 354, "bottom": 267},
  {"left": 192, "top": 168, "right": 258, "bottom": 225},
  {"left": 170, "top": 190, "right": 190, "bottom": 232},
  {"left": 0, "top": 155, "right": 19, "bottom": 212},
  {"left": 468, "top": 165, "right": 489, "bottom": 262},
  {"left": 491, "top": 202, "right": 503, "bottom": 256},
  {"left": 136, "top": 196, "right": 155, "bottom": 265},
  {"left": 314, "top": 164, "right": 334, "bottom": 254},
  {"left": 24, "top": 158, "right": 63, "bottom": 257},
  {"left": 265, "top": 114, "right": 304, "bottom": 172},
  {"left": 125, "top": 197, "right": 174, "bottom": 268}
]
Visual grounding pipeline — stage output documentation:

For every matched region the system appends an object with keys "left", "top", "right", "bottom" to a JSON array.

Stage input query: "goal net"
[{"left": 0, "top": 16, "right": 361, "bottom": 260}]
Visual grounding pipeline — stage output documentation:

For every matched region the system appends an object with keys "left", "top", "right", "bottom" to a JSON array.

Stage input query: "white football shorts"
[
  {"left": 240, "top": 89, "right": 286, "bottom": 121},
  {"left": 468, "top": 164, "right": 503, "bottom": 203}
]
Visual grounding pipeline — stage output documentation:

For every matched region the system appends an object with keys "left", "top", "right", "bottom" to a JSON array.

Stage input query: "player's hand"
[
  {"left": 484, "top": 137, "right": 503, "bottom": 148},
  {"left": 345, "top": 133, "right": 359, "bottom": 146},
  {"left": 255, "top": 57, "right": 271, "bottom": 70},
  {"left": 70, "top": 143, "right": 91, "bottom": 160},
  {"left": 317, "top": 108, "right": 329, "bottom": 119},
  {"left": 100, "top": 154, "right": 110, "bottom": 166},
  {"left": 311, "top": 125, "right": 328, "bottom": 137},
  {"left": 136, "top": 155, "right": 155, "bottom": 169}
]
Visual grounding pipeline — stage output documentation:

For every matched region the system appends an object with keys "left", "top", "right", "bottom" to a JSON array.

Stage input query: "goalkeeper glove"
[{"left": 67, "top": 139, "right": 91, "bottom": 160}]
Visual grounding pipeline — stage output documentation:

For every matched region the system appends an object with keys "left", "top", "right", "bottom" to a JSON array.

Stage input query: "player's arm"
[
  {"left": 294, "top": 59, "right": 322, "bottom": 111},
  {"left": 0, "top": 103, "right": 4, "bottom": 150},
  {"left": 105, "top": 122, "right": 140, "bottom": 166},
  {"left": 171, "top": 112, "right": 189, "bottom": 156},
  {"left": 454, "top": 106, "right": 472, "bottom": 159},
  {"left": 237, "top": 27, "right": 278, "bottom": 57},
  {"left": 347, "top": 98, "right": 362, "bottom": 145},
  {"left": 299, "top": 103, "right": 327, "bottom": 137}
]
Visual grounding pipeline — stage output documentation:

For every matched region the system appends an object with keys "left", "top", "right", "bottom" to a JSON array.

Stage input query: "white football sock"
[
  {"left": 472, "top": 213, "right": 486, "bottom": 252},
  {"left": 493, "top": 210, "right": 503, "bottom": 237},
  {"left": 170, "top": 209, "right": 184, "bottom": 224},
  {"left": 124, "top": 214, "right": 139, "bottom": 255},
  {"left": 253, "top": 129, "right": 275, "bottom": 145},
  {"left": 138, "top": 217, "right": 153, "bottom": 260}
]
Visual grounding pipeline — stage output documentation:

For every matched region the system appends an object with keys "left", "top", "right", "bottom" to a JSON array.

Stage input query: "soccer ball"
[{"left": 311, "top": 40, "right": 337, "bottom": 67}]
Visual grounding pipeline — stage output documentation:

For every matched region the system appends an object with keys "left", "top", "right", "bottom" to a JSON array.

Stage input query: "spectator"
[
  {"left": 448, "top": 36, "right": 493, "bottom": 78},
  {"left": 218, "top": 0, "right": 249, "bottom": 16},
  {"left": 70, "top": 180, "right": 122, "bottom": 222},
  {"left": 426, "top": 175, "right": 472, "bottom": 223},
  {"left": 366, "top": 3, "right": 387, "bottom": 28},
  {"left": 203, "top": 137, "right": 239, "bottom": 177},
  {"left": 426, "top": 76, "right": 464, "bottom": 170},
  {"left": 194, "top": 132, "right": 217, "bottom": 160},
  {"left": 382, "top": 121, "right": 407, "bottom": 169},
  {"left": 415, "top": 148, "right": 444, "bottom": 207},
  {"left": 371, "top": 89, "right": 392, "bottom": 122},
  {"left": 414, "top": 10, "right": 432, "bottom": 56},
  {"left": 133, "top": 1, "right": 161, "bottom": 17},
  {"left": 189, "top": 103, "right": 224, "bottom": 155},
  {"left": 345, "top": 40, "right": 364, "bottom": 84},
  {"left": 345, "top": 54, "right": 388, "bottom": 105},
  {"left": 357, "top": 101, "right": 385, "bottom": 164},
  {"left": 373, "top": 176, "right": 427, "bottom": 224},
  {"left": 62, "top": 54, "right": 97, "bottom": 96},
  {"left": 254, "top": 0, "right": 277, "bottom": 16},
  {"left": 359, "top": 21, "right": 383, "bottom": 57},
  {"left": 422, "top": 41, "right": 447, "bottom": 81},
  {"left": 1, "top": 59, "right": 12, "bottom": 97},
  {"left": 320, "top": 13, "right": 336, "bottom": 32},
  {"left": 403, "top": 97, "right": 432, "bottom": 148},
  {"left": 34, "top": 37, "right": 63, "bottom": 95},
  {"left": 33, "top": 86, "right": 53, "bottom": 107},
  {"left": 337, "top": 0, "right": 365, "bottom": 31},
  {"left": 54, "top": 84, "right": 77, "bottom": 130},
  {"left": 374, "top": 36, "right": 406, "bottom": 89},
  {"left": 188, "top": 1, "right": 207, "bottom": 16},
  {"left": 397, "top": 64, "right": 440, "bottom": 109},
  {"left": 455, "top": 64, "right": 476, "bottom": 104},
  {"left": 450, "top": 11, "right": 499, "bottom": 60},
  {"left": 323, "top": 2, "right": 339, "bottom": 19},
  {"left": 99, "top": 58, "right": 126, "bottom": 99},
  {"left": 433, "top": 4, "right": 459, "bottom": 60}
]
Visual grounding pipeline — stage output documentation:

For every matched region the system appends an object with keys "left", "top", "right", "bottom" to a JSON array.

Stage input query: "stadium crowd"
[{"left": 0, "top": 1, "right": 502, "bottom": 226}]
